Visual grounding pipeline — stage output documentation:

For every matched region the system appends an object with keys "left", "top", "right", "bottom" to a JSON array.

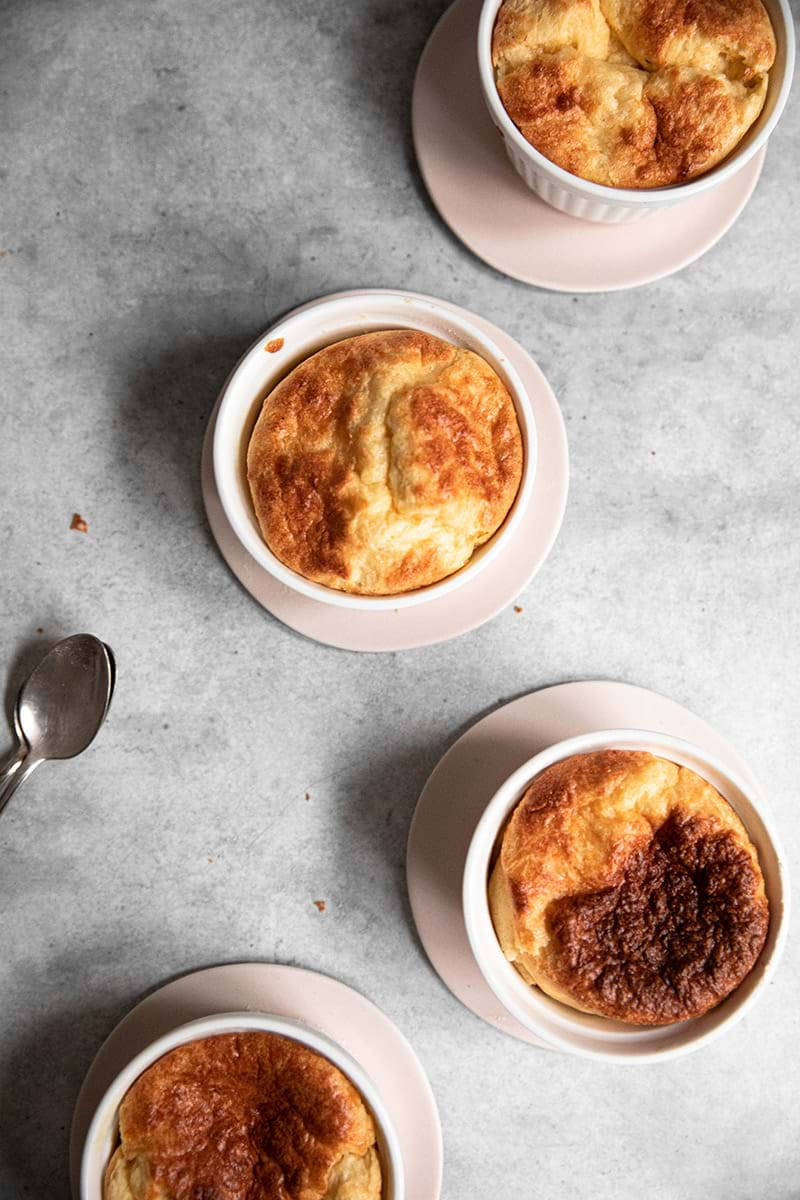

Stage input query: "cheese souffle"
[
  {"left": 489, "top": 750, "right": 769, "bottom": 1025},
  {"left": 492, "top": 0, "right": 776, "bottom": 188},
  {"left": 104, "top": 1032, "right": 382, "bottom": 1200},
  {"left": 246, "top": 330, "right": 523, "bottom": 595}
]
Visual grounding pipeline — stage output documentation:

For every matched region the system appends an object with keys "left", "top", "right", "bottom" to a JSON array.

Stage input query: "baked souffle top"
[
  {"left": 492, "top": 0, "right": 776, "bottom": 188},
  {"left": 489, "top": 750, "right": 769, "bottom": 1025},
  {"left": 104, "top": 1032, "right": 382, "bottom": 1200},
  {"left": 247, "top": 330, "right": 523, "bottom": 595}
]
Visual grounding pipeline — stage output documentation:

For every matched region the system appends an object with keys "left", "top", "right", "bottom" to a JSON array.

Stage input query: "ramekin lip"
[
  {"left": 79, "top": 1009, "right": 405, "bottom": 1199},
  {"left": 462, "top": 726, "right": 789, "bottom": 1063},
  {"left": 212, "top": 289, "right": 537, "bottom": 611},
  {"left": 477, "top": 0, "right": 796, "bottom": 211}
]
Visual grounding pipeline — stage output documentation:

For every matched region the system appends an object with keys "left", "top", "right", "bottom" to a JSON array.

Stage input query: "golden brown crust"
[
  {"left": 489, "top": 750, "right": 769, "bottom": 1024},
  {"left": 246, "top": 331, "right": 523, "bottom": 595},
  {"left": 602, "top": 0, "right": 776, "bottom": 78},
  {"left": 103, "top": 1032, "right": 382, "bottom": 1200},
  {"left": 492, "top": 0, "right": 775, "bottom": 188}
]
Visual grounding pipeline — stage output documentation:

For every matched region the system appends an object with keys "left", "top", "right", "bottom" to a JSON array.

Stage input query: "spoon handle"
[{"left": 0, "top": 746, "right": 42, "bottom": 817}]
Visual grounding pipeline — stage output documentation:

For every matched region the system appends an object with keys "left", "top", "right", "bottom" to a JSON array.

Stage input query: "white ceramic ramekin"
[
  {"left": 213, "top": 291, "right": 536, "bottom": 610},
  {"left": 463, "top": 728, "right": 788, "bottom": 1063},
  {"left": 478, "top": 0, "right": 795, "bottom": 223},
  {"left": 80, "top": 1011, "right": 405, "bottom": 1199}
]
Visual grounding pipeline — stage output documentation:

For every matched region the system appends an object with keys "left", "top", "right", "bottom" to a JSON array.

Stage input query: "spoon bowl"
[
  {"left": 1, "top": 634, "right": 115, "bottom": 817},
  {"left": 17, "top": 635, "right": 114, "bottom": 759}
]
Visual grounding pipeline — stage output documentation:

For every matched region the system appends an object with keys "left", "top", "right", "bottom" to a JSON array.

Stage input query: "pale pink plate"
[
  {"left": 202, "top": 289, "right": 568, "bottom": 652},
  {"left": 70, "top": 963, "right": 442, "bottom": 1199},
  {"left": 412, "top": 0, "right": 767, "bottom": 292},
  {"left": 406, "top": 680, "right": 764, "bottom": 1046}
]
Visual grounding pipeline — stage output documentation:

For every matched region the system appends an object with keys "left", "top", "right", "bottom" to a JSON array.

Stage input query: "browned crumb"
[
  {"left": 70, "top": 513, "right": 89, "bottom": 532},
  {"left": 304, "top": 792, "right": 311, "bottom": 801},
  {"left": 313, "top": 900, "right": 326, "bottom": 912},
  {"left": 265, "top": 338, "right": 285, "bottom": 353},
  {"left": 514, "top": 605, "right": 523, "bottom": 613},
  {"left": 207, "top": 856, "right": 216, "bottom": 864},
  {"left": 35, "top": 627, "right": 44, "bottom": 634}
]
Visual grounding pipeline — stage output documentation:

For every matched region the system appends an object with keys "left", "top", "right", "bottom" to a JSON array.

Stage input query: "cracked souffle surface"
[
  {"left": 492, "top": 0, "right": 776, "bottom": 188},
  {"left": 488, "top": 750, "right": 769, "bottom": 1024},
  {"left": 246, "top": 330, "right": 523, "bottom": 595},
  {"left": 103, "top": 1032, "right": 382, "bottom": 1200}
]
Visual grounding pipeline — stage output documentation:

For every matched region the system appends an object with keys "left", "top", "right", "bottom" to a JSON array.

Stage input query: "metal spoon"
[{"left": 0, "top": 634, "right": 115, "bottom": 818}]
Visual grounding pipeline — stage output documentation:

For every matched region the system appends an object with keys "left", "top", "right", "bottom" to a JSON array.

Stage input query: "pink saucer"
[
  {"left": 202, "top": 290, "right": 568, "bottom": 652},
  {"left": 406, "top": 680, "right": 763, "bottom": 1046},
  {"left": 412, "top": 0, "right": 767, "bottom": 292},
  {"left": 70, "top": 963, "right": 442, "bottom": 1200}
]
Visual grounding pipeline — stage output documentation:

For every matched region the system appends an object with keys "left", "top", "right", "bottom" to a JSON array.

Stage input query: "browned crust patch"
[{"left": 547, "top": 809, "right": 769, "bottom": 1022}]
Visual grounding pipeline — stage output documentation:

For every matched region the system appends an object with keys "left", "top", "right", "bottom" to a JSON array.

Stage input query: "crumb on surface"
[
  {"left": 514, "top": 605, "right": 523, "bottom": 613},
  {"left": 313, "top": 899, "right": 326, "bottom": 912},
  {"left": 304, "top": 791, "right": 311, "bottom": 801},
  {"left": 265, "top": 338, "right": 285, "bottom": 353},
  {"left": 70, "top": 513, "right": 89, "bottom": 532}
]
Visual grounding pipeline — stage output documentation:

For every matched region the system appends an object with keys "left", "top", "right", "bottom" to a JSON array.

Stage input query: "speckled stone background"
[{"left": 1, "top": 1, "right": 799, "bottom": 1197}]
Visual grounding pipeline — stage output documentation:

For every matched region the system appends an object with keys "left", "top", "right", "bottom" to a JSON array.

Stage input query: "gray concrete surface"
[{"left": 1, "top": 1, "right": 799, "bottom": 1197}]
